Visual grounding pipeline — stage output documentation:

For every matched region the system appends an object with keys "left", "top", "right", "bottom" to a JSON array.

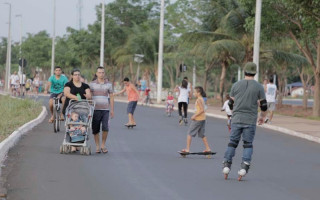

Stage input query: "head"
[
  {"left": 54, "top": 66, "right": 62, "bottom": 76},
  {"left": 168, "top": 91, "right": 172, "bottom": 96},
  {"left": 96, "top": 66, "right": 105, "bottom": 80},
  {"left": 71, "top": 112, "right": 79, "bottom": 121},
  {"left": 194, "top": 86, "right": 206, "bottom": 98},
  {"left": 225, "top": 93, "right": 230, "bottom": 100},
  {"left": 13, "top": 71, "right": 17, "bottom": 75},
  {"left": 181, "top": 79, "right": 188, "bottom": 89},
  {"left": 244, "top": 62, "right": 257, "bottom": 77},
  {"left": 183, "top": 77, "right": 188, "bottom": 82},
  {"left": 71, "top": 68, "right": 81, "bottom": 82},
  {"left": 123, "top": 77, "right": 130, "bottom": 86},
  {"left": 269, "top": 77, "right": 274, "bottom": 84}
]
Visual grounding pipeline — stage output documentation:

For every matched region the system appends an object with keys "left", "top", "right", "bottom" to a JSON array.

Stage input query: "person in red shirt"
[{"left": 166, "top": 91, "right": 175, "bottom": 116}]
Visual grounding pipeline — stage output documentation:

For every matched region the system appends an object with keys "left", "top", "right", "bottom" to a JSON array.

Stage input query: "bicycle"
[{"left": 53, "top": 96, "right": 62, "bottom": 133}]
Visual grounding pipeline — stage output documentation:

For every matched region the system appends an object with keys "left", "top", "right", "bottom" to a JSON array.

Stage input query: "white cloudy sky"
[{"left": 0, "top": 0, "right": 115, "bottom": 42}]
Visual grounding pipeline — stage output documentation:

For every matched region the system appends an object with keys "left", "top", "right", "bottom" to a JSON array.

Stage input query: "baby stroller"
[{"left": 59, "top": 100, "right": 95, "bottom": 155}]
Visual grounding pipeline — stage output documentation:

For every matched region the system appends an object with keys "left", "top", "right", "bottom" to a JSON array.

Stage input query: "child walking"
[
  {"left": 181, "top": 86, "right": 211, "bottom": 153},
  {"left": 221, "top": 94, "right": 232, "bottom": 132}
]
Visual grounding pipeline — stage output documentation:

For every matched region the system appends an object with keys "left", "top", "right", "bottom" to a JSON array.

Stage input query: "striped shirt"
[{"left": 89, "top": 79, "right": 113, "bottom": 110}]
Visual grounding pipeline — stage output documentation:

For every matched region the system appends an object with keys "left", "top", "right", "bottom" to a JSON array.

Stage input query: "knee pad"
[
  {"left": 243, "top": 141, "right": 253, "bottom": 148},
  {"left": 228, "top": 140, "right": 239, "bottom": 148}
]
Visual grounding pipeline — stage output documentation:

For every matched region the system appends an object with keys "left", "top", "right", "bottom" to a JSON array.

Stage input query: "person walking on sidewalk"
[
  {"left": 265, "top": 77, "right": 277, "bottom": 124},
  {"left": 181, "top": 86, "right": 211, "bottom": 153},
  {"left": 45, "top": 66, "right": 69, "bottom": 123},
  {"left": 89, "top": 67, "right": 114, "bottom": 154},
  {"left": 222, "top": 62, "right": 268, "bottom": 181},
  {"left": 114, "top": 77, "right": 139, "bottom": 127},
  {"left": 175, "top": 79, "right": 191, "bottom": 125}
]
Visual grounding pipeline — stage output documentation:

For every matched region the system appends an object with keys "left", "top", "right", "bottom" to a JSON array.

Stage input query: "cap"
[{"left": 244, "top": 62, "right": 257, "bottom": 75}]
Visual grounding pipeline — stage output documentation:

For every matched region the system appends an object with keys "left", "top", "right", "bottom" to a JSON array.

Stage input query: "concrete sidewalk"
[{"left": 116, "top": 96, "right": 320, "bottom": 144}]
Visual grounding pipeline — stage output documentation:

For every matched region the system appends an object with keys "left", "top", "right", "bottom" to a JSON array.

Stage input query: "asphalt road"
[
  {"left": 282, "top": 99, "right": 313, "bottom": 107},
  {"left": 2, "top": 97, "right": 320, "bottom": 200}
]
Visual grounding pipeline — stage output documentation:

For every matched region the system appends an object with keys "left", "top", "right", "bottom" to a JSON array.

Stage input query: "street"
[{"left": 3, "top": 98, "right": 320, "bottom": 200}]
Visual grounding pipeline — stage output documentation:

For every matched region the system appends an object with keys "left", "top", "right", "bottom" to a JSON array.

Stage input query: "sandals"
[
  {"left": 48, "top": 117, "right": 54, "bottom": 123},
  {"left": 203, "top": 150, "right": 212, "bottom": 153},
  {"left": 181, "top": 149, "right": 189, "bottom": 153},
  {"left": 96, "top": 149, "right": 101, "bottom": 154},
  {"left": 101, "top": 147, "right": 108, "bottom": 154}
]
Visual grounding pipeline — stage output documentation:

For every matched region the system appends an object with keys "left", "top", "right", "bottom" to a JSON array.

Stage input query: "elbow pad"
[
  {"left": 228, "top": 99, "right": 234, "bottom": 110},
  {"left": 260, "top": 99, "right": 268, "bottom": 111}
]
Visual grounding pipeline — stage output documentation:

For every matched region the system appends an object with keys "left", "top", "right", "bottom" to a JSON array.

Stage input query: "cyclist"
[{"left": 45, "top": 66, "right": 69, "bottom": 123}]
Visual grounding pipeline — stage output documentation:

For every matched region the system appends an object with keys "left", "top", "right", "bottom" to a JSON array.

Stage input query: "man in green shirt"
[{"left": 45, "top": 66, "right": 68, "bottom": 123}]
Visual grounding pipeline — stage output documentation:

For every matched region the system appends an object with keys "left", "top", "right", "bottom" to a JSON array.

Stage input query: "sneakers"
[{"left": 264, "top": 118, "right": 269, "bottom": 123}]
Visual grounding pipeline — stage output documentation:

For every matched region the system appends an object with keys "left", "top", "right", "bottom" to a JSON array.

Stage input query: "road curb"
[
  {"left": 0, "top": 105, "right": 47, "bottom": 198},
  {"left": 115, "top": 99, "right": 320, "bottom": 144}
]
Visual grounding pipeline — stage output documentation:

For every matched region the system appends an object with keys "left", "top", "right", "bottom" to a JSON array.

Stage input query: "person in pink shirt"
[{"left": 114, "top": 77, "right": 139, "bottom": 127}]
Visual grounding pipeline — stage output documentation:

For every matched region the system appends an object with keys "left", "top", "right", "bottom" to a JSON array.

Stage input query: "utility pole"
[
  {"left": 4, "top": 2, "right": 12, "bottom": 91},
  {"left": 157, "top": 0, "right": 165, "bottom": 103},
  {"left": 253, "top": 0, "right": 262, "bottom": 82},
  {"left": 238, "top": 65, "right": 241, "bottom": 81},
  {"left": 100, "top": 0, "right": 105, "bottom": 67},
  {"left": 16, "top": 15, "right": 22, "bottom": 74},
  {"left": 77, "top": 0, "right": 83, "bottom": 30},
  {"left": 51, "top": 0, "right": 56, "bottom": 76}
]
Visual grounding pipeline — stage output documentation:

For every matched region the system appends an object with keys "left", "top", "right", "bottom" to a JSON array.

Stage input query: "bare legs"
[{"left": 184, "top": 135, "right": 211, "bottom": 152}]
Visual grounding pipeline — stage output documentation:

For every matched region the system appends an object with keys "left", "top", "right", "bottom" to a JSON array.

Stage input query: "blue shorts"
[
  {"left": 92, "top": 110, "right": 109, "bottom": 134},
  {"left": 127, "top": 101, "right": 138, "bottom": 114}
]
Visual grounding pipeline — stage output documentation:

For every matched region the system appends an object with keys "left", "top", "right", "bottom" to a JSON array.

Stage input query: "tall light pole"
[
  {"left": 157, "top": 0, "right": 165, "bottom": 103},
  {"left": 4, "top": 2, "right": 12, "bottom": 91},
  {"left": 192, "top": 59, "right": 196, "bottom": 89},
  {"left": 51, "top": 0, "right": 56, "bottom": 76},
  {"left": 16, "top": 14, "right": 23, "bottom": 75},
  {"left": 100, "top": 0, "right": 105, "bottom": 67},
  {"left": 253, "top": 0, "right": 262, "bottom": 82}
]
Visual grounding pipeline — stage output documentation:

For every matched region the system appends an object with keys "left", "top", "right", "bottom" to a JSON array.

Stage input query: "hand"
[
  {"left": 110, "top": 110, "right": 114, "bottom": 119},
  {"left": 44, "top": 90, "right": 48, "bottom": 94},
  {"left": 258, "top": 117, "right": 264, "bottom": 125},
  {"left": 191, "top": 116, "right": 196, "bottom": 120}
]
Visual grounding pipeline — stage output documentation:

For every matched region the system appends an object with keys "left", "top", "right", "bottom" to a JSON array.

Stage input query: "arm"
[
  {"left": 114, "top": 88, "right": 126, "bottom": 96},
  {"left": 45, "top": 81, "right": 51, "bottom": 94},
  {"left": 64, "top": 86, "right": 78, "bottom": 100},
  {"left": 131, "top": 84, "right": 139, "bottom": 94},
  {"left": 110, "top": 93, "right": 114, "bottom": 118},
  {"left": 85, "top": 88, "right": 91, "bottom": 99}
]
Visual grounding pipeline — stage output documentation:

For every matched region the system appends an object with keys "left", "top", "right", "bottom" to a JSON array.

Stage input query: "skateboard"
[
  {"left": 125, "top": 124, "right": 136, "bottom": 129},
  {"left": 178, "top": 151, "right": 216, "bottom": 158}
]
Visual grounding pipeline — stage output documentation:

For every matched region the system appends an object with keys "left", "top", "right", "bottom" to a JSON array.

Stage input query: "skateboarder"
[
  {"left": 114, "top": 77, "right": 139, "bottom": 127},
  {"left": 222, "top": 62, "right": 267, "bottom": 181},
  {"left": 181, "top": 86, "right": 211, "bottom": 154}
]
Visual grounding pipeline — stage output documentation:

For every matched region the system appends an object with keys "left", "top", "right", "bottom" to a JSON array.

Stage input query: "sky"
[{"left": 0, "top": 0, "right": 114, "bottom": 42}]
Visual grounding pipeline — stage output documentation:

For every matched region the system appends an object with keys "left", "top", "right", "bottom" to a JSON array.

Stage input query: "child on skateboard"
[{"left": 181, "top": 86, "right": 211, "bottom": 153}]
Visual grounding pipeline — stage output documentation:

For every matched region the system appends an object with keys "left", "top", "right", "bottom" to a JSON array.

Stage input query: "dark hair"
[
  {"left": 244, "top": 72, "right": 255, "bottom": 77},
  {"left": 70, "top": 68, "right": 81, "bottom": 82},
  {"left": 195, "top": 86, "right": 206, "bottom": 97},
  {"left": 181, "top": 80, "right": 188, "bottom": 89},
  {"left": 226, "top": 93, "right": 230, "bottom": 100},
  {"left": 54, "top": 66, "right": 61, "bottom": 70},
  {"left": 124, "top": 77, "right": 129, "bottom": 82},
  {"left": 92, "top": 74, "right": 97, "bottom": 81},
  {"left": 269, "top": 77, "right": 274, "bottom": 83},
  {"left": 96, "top": 66, "right": 104, "bottom": 71},
  {"left": 183, "top": 77, "right": 188, "bottom": 80}
]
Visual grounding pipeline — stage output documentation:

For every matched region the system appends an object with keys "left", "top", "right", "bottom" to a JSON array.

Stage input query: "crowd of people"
[
  {"left": 7, "top": 71, "right": 42, "bottom": 97},
  {"left": 30, "top": 61, "right": 275, "bottom": 180}
]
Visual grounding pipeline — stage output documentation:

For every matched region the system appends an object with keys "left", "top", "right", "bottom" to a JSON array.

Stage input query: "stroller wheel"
[
  {"left": 88, "top": 146, "right": 91, "bottom": 155},
  {"left": 80, "top": 147, "right": 84, "bottom": 155},
  {"left": 59, "top": 145, "right": 63, "bottom": 154}
]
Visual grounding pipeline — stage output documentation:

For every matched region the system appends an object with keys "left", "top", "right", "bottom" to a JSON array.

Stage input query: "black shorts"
[
  {"left": 50, "top": 92, "right": 63, "bottom": 99},
  {"left": 20, "top": 84, "right": 25, "bottom": 87},
  {"left": 92, "top": 110, "right": 110, "bottom": 134}
]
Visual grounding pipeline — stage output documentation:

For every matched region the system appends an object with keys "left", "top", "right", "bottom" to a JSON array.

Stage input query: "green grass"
[{"left": 0, "top": 95, "right": 42, "bottom": 142}]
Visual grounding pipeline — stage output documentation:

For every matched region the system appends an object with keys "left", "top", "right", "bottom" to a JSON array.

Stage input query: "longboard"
[
  {"left": 178, "top": 151, "right": 216, "bottom": 158},
  {"left": 125, "top": 124, "right": 136, "bottom": 129}
]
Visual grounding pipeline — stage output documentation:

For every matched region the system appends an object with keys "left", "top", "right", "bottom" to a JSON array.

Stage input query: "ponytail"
[{"left": 195, "top": 86, "right": 206, "bottom": 97}]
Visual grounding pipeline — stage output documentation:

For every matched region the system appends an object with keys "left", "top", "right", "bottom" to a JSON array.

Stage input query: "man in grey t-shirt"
[{"left": 222, "top": 62, "right": 267, "bottom": 181}]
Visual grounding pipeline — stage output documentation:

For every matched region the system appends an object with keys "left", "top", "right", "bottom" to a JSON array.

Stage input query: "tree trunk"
[
  {"left": 129, "top": 62, "right": 135, "bottom": 83},
  {"left": 219, "top": 61, "right": 227, "bottom": 105},
  {"left": 277, "top": 74, "right": 285, "bottom": 108},
  {"left": 203, "top": 63, "right": 210, "bottom": 93}
]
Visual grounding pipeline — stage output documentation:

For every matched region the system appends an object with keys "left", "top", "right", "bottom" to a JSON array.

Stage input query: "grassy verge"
[{"left": 0, "top": 95, "right": 42, "bottom": 142}]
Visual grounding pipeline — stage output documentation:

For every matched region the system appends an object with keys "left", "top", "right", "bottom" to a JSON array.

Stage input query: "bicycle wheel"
[
  {"left": 53, "top": 109, "right": 57, "bottom": 133},
  {"left": 57, "top": 111, "right": 61, "bottom": 132}
]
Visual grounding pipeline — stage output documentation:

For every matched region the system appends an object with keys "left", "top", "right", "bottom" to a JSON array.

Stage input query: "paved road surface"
[
  {"left": 3, "top": 98, "right": 320, "bottom": 200},
  {"left": 282, "top": 99, "right": 313, "bottom": 107}
]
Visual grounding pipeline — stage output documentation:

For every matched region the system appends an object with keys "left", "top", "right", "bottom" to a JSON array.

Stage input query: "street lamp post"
[
  {"left": 100, "top": 0, "right": 105, "bottom": 67},
  {"left": 193, "top": 59, "right": 196, "bottom": 89},
  {"left": 16, "top": 14, "right": 23, "bottom": 75},
  {"left": 157, "top": 0, "right": 165, "bottom": 103},
  {"left": 134, "top": 54, "right": 144, "bottom": 82},
  {"left": 253, "top": 0, "right": 262, "bottom": 82},
  {"left": 4, "top": 2, "right": 12, "bottom": 91},
  {"left": 51, "top": 0, "right": 56, "bottom": 76}
]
